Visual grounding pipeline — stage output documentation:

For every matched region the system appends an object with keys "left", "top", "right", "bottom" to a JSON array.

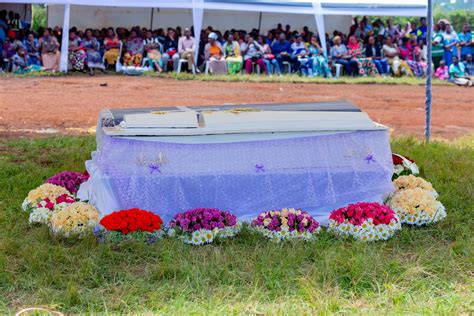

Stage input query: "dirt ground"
[{"left": 0, "top": 76, "right": 473, "bottom": 139}]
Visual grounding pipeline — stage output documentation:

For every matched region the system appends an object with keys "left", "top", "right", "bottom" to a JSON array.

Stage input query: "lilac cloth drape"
[{"left": 88, "top": 130, "right": 394, "bottom": 223}]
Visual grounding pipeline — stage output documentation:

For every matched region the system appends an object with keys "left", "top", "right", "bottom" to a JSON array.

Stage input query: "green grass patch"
[{"left": 0, "top": 135, "right": 472, "bottom": 314}]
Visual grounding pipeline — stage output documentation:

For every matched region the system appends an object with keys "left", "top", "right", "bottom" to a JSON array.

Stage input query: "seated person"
[
  {"left": 330, "top": 35, "right": 358, "bottom": 77},
  {"left": 347, "top": 35, "right": 377, "bottom": 77},
  {"left": 271, "top": 33, "right": 294, "bottom": 73},
  {"left": 103, "top": 28, "right": 121, "bottom": 68},
  {"left": 291, "top": 34, "right": 312, "bottom": 76},
  {"left": 143, "top": 29, "right": 163, "bottom": 72},
  {"left": 382, "top": 35, "right": 413, "bottom": 77},
  {"left": 308, "top": 35, "right": 331, "bottom": 78},
  {"left": 223, "top": 34, "right": 243, "bottom": 75},
  {"left": 38, "top": 28, "right": 60, "bottom": 72},
  {"left": 12, "top": 46, "right": 41, "bottom": 73},
  {"left": 241, "top": 34, "right": 266, "bottom": 75},
  {"left": 23, "top": 32, "right": 41, "bottom": 66},
  {"left": 123, "top": 29, "right": 144, "bottom": 67},
  {"left": 83, "top": 28, "right": 105, "bottom": 74},
  {"left": 463, "top": 54, "right": 473, "bottom": 75},
  {"left": 178, "top": 28, "right": 196, "bottom": 73},
  {"left": 258, "top": 35, "right": 281, "bottom": 77},
  {"left": 364, "top": 36, "right": 389, "bottom": 76},
  {"left": 162, "top": 28, "right": 179, "bottom": 72},
  {"left": 449, "top": 56, "right": 473, "bottom": 87},
  {"left": 204, "top": 32, "right": 226, "bottom": 74},
  {"left": 434, "top": 60, "right": 449, "bottom": 81},
  {"left": 67, "top": 30, "right": 87, "bottom": 71}
]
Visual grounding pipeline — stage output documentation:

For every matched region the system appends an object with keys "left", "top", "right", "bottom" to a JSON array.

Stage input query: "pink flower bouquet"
[
  {"left": 328, "top": 202, "right": 401, "bottom": 241},
  {"left": 46, "top": 171, "right": 89, "bottom": 195},
  {"left": 168, "top": 208, "right": 242, "bottom": 245},
  {"left": 251, "top": 208, "right": 321, "bottom": 242}
]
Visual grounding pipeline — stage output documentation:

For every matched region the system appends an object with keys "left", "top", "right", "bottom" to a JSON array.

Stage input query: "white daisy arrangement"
[
  {"left": 386, "top": 187, "right": 446, "bottom": 226},
  {"left": 328, "top": 202, "right": 401, "bottom": 241},
  {"left": 251, "top": 208, "right": 321, "bottom": 242},
  {"left": 167, "top": 208, "right": 242, "bottom": 245}
]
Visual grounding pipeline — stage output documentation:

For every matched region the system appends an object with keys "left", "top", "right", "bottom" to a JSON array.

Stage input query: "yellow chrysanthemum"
[
  {"left": 393, "top": 175, "right": 436, "bottom": 194},
  {"left": 389, "top": 188, "right": 438, "bottom": 215},
  {"left": 50, "top": 202, "right": 99, "bottom": 237},
  {"left": 26, "top": 183, "right": 71, "bottom": 205}
]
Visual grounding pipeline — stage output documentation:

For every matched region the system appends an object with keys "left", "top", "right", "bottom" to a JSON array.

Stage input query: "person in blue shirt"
[
  {"left": 443, "top": 24, "right": 458, "bottom": 67},
  {"left": 416, "top": 17, "right": 427, "bottom": 44},
  {"left": 458, "top": 23, "right": 472, "bottom": 61},
  {"left": 271, "top": 33, "right": 294, "bottom": 73}
]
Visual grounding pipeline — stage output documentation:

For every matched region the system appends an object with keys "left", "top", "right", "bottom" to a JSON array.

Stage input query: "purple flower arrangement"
[
  {"left": 168, "top": 208, "right": 241, "bottom": 245},
  {"left": 46, "top": 171, "right": 89, "bottom": 195},
  {"left": 252, "top": 208, "right": 321, "bottom": 242}
]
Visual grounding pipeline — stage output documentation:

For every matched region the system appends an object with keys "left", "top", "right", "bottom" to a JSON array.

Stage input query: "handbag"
[{"left": 264, "top": 53, "right": 275, "bottom": 60}]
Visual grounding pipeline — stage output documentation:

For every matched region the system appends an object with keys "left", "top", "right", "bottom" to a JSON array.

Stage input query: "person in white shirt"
[{"left": 178, "top": 28, "right": 197, "bottom": 73}]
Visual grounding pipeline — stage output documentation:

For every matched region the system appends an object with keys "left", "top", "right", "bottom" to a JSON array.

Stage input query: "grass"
[
  {"left": 0, "top": 135, "right": 473, "bottom": 314},
  {"left": 0, "top": 70, "right": 451, "bottom": 86}
]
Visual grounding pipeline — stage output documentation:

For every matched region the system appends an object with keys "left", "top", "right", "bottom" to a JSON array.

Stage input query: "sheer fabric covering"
[{"left": 79, "top": 130, "right": 394, "bottom": 224}]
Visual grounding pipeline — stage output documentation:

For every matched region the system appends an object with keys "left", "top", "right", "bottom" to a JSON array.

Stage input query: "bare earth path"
[{"left": 0, "top": 76, "right": 472, "bottom": 139}]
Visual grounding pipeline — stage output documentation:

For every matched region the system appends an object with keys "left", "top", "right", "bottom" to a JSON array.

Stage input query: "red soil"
[{"left": 0, "top": 76, "right": 472, "bottom": 139}]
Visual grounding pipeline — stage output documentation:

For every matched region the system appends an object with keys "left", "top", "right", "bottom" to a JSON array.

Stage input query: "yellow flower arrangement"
[
  {"left": 50, "top": 202, "right": 99, "bottom": 237},
  {"left": 393, "top": 175, "right": 437, "bottom": 196},
  {"left": 387, "top": 187, "right": 446, "bottom": 225},
  {"left": 25, "top": 183, "right": 71, "bottom": 205}
]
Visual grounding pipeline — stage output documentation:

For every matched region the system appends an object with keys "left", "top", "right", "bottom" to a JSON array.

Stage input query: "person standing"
[
  {"left": 458, "top": 23, "right": 472, "bottom": 61},
  {"left": 442, "top": 24, "right": 458, "bottom": 67},
  {"left": 431, "top": 23, "right": 445, "bottom": 69}
]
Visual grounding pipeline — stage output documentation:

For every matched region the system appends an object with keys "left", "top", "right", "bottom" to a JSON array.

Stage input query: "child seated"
[{"left": 434, "top": 60, "right": 448, "bottom": 81}]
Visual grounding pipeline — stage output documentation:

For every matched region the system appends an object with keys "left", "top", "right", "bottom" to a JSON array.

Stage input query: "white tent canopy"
[{"left": 1, "top": 0, "right": 428, "bottom": 72}]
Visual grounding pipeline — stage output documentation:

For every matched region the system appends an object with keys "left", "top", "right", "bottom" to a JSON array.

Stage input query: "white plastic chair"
[
  {"left": 332, "top": 60, "right": 343, "bottom": 78},
  {"left": 177, "top": 59, "right": 196, "bottom": 74},
  {"left": 282, "top": 61, "right": 291, "bottom": 74}
]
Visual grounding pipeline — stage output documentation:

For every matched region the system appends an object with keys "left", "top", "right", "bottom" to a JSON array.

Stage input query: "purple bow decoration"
[
  {"left": 365, "top": 154, "right": 376, "bottom": 164},
  {"left": 255, "top": 164, "right": 265, "bottom": 173},
  {"left": 149, "top": 164, "right": 161, "bottom": 174}
]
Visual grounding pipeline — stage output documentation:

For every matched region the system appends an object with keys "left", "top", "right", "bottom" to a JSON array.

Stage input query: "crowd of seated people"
[{"left": 1, "top": 10, "right": 472, "bottom": 85}]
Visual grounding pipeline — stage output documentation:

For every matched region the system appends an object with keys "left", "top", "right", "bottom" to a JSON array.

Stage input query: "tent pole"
[
  {"left": 150, "top": 8, "right": 154, "bottom": 30},
  {"left": 59, "top": 3, "right": 70, "bottom": 73},
  {"left": 258, "top": 12, "right": 262, "bottom": 32},
  {"left": 424, "top": 0, "right": 433, "bottom": 142}
]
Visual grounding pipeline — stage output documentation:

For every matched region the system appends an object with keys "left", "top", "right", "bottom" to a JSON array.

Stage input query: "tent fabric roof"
[{"left": 1, "top": 0, "right": 428, "bottom": 16}]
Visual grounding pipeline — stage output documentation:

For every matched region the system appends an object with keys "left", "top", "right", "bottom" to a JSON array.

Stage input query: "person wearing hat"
[
  {"left": 178, "top": 27, "right": 197, "bottom": 73},
  {"left": 204, "top": 32, "right": 226, "bottom": 74}
]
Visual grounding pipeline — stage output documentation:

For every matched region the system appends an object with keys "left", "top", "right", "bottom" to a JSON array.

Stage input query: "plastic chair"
[
  {"left": 282, "top": 61, "right": 291, "bottom": 74},
  {"left": 332, "top": 60, "right": 343, "bottom": 78},
  {"left": 177, "top": 59, "right": 196, "bottom": 74}
]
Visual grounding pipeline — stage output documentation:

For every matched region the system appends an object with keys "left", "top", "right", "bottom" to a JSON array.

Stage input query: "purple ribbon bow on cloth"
[
  {"left": 255, "top": 164, "right": 265, "bottom": 173},
  {"left": 149, "top": 164, "right": 161, "bottom": 174},
  {"left": 365, "top": 154, "right": 376, "bottom": 164}
]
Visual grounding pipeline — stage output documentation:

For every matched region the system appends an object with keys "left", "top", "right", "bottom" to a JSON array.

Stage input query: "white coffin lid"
[
  {"left": 119, "top": 110, "right": 199, "bottom": 128},
  {"left": 104, "top": 111, "right": 386, "bottom": 136}
]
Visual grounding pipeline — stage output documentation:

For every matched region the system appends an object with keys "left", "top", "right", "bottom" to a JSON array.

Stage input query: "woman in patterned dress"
[{"left": 68, "top": 30, "right": 87, "bottom": 71}]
